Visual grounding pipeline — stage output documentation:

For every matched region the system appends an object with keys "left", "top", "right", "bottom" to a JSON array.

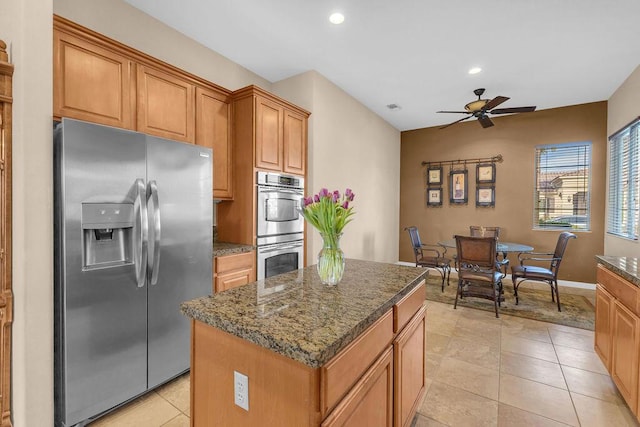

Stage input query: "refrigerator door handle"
[
  {"left": 147, "top": 180, "right": 161, "bottom": 285},
  {"left": 134, "top": 179, "right": 148, "bottom": 288}
]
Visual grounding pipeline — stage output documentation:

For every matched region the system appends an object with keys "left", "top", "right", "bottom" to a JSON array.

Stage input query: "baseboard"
[{"left": 395, "top": 261, "right": 596, "bottom": 290}]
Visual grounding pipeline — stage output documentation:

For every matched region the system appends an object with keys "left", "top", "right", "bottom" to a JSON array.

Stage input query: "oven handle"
[
  {"left": 259, "top": 244, "right": 303, "bottom": 253},
  {"left": 258, "top": 188, "right": 303, "bottom": 196}
]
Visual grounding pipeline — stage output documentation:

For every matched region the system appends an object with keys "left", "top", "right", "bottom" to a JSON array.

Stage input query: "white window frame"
[
  {"left": 607, "top": 118, "right": 639, "bottom": 240},
  {"left": 533, "top": 142, "right": 592, "bottom": 231}
]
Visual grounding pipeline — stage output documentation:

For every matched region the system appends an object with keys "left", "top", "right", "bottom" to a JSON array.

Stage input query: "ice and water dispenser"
[{"left": 81, "top": 203, "right": 135, "bottom": 269}]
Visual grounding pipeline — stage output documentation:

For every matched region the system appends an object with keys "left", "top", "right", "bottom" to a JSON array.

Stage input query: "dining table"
[{"left": 437, "top": 238, "right": 534, "bottom": 254}]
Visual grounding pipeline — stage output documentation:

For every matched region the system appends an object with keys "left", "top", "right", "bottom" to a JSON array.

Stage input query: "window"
[
  {"left": 534, "top": 142, "right": 591, "bottom": 231},
  {"left": 608, "top": 119, "right": 639, "bottom": 240}
]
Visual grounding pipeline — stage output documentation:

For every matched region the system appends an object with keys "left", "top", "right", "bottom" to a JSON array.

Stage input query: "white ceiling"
[{"left": 125, "top": 0, "right": 640, "bottom": 131}]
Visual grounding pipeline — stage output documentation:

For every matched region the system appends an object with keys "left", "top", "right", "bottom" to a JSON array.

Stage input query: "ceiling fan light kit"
[{"left": 437, "top": 88, "right": 536, "bottom": 129}]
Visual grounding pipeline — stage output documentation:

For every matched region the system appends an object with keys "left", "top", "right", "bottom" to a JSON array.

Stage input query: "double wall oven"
[{"left": 256, "top": 171, "right": 305, "bottom": 280}]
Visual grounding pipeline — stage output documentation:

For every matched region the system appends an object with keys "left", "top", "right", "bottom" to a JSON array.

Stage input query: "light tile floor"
[{"left": 89, "top": 294, "right": 640, "bottom": 427}]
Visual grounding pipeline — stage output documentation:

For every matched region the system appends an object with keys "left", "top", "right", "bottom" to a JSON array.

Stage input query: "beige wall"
[
  {"left": 605, "top": 64, "right": 640, "bottom": 256},
  {"left": 400, "top": 102, "right": 608, "bottom": 284},
  {"left": 277, "top": 71, "right": 401, "bottom": 263}
]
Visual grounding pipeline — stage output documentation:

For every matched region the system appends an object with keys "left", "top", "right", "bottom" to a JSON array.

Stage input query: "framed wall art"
[
  {"left": 449, "top": 170, "right": 468, "bottom": 204},
  {"left": 427, "top": 166, "right": 443, "bottom": 185},
  {"left": 427, "top": 188, "right": 443, "bottom": 206},
  {"left": 476, "top": 186, "right": 495, "bottom": 207},
  {"left": 476, "top": 163, "right": 496, "bottom": 184}
]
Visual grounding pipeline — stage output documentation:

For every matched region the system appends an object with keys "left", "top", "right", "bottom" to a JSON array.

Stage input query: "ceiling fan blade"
[
  {"left": 439, "top": 116, "right": 473, "bottom": 129},
  {"left": 478, "top": 115, "right": 494, "bottom": 128},
  {"left": 436, "top": 110, "right": 471, "bottom": 114},
  {"left": 483, "top": 96, "right": 509, "bottom": 111},
  {"left": 490, "top": 106, "right": 537, "bottom": 114}
]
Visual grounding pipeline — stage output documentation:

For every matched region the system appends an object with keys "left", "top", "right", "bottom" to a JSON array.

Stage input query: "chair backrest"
[
  {"left": 550, "top": 231, "right": 577, "bottom": 276},
  {"left": 469, "top": 226, "right": 500, "bottom": 238},
  {"left": 404, "top": 226, "right": 423, "bottom": 260},
  {"left": 454, "top": 235, "right": 498, "bottom": 271}
]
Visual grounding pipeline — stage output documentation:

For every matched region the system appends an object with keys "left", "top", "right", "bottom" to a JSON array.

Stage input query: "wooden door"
[
  {"left": 137, "top": 65, "right": 195, "bottom": 143},
  {"left": 196, "top": 87, "right": 233, "bottom": 199},
  {"left": 53, "top": 28, "right": 135, "bottom": 129},
  {"left": 322, "top": 347, "right": 393, "bottom": 427},
  {"left": 595, "top": 284, "right": 613, "bottom": 371},
  {"left": 283, "top": 109, "right": 306, "bottom": 176},
  {"left": 393, "top": 305, "right": 426, "bottom": 427},
  {"left": 611, "top": 299, "right": 640, "bottom": 413},
  {"left": 255, "top": 96, "right": 283, "bottom": 171}
]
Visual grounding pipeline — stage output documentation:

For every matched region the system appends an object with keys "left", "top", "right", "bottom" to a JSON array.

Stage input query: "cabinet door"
[
  {"left": 53, "top": 29, "right": 135, "bottom": 129},
  {"left": 322, "top": 347, "right": 393, "bottom": 427},
  {"left": 215, "top": 268, "right": 254, "bottom": 293},
  {"left": 255, "top": 96, "right": 283, "bottom": 171},
  {"left": 394, "top": 305, "right": 426, "bottom": 427},
  {"left": 283, "top": 109, "right": 306, "bottom": 176},
  {"left": 137, "top": 65, "right": 195, "bottom": 143},
  {"left": 611, "top": 299, "right": 640, "bottom": 413},
  {"left": 595, "top": 284, "right": 613, "bottom": 371},
  {"left": 196, "top": 87, "right": 233, "bottom": 199}
]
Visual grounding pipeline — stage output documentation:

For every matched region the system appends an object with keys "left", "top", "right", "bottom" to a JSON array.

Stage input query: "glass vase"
[{"left": 317, "top": 232, "right": 345, "bottom": 285}]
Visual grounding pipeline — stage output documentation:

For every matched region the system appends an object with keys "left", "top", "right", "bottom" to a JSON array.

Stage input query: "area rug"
[{"left": 424, "top": 275, "right": 595, "bottom": 330}]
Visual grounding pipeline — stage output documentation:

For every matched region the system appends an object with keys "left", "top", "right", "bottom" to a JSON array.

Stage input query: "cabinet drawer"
[
  {"left": 215, "top": 251, "right": 255, "bottom": 274},
  {"left": 321, "top": 310, "right": 394, "bottom": 416},
  {"left": 393, "top": 281, "right": 425, "bottom": 333},
  {"left": 597, "top": 265, "right": 639, "bottom": 316},
  {"left": 215, "top": 268, "right": 254, "bottom": 293}
]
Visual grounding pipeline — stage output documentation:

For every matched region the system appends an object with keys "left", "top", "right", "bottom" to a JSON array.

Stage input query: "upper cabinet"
[
  {"left": 196, "top": 87, "right": 233, "bottom": 200},
  {"left": 234, "top": 86, "right": 310, "bottom": 176},
  {"left": 53, "top": 16, "right": 233, "bottom": 199},
  {"left": 53, "top": 29, "right": 135, "bottom": 129},
  {"left": 137, "top": 65, "right": 195, "bottom": 144}
]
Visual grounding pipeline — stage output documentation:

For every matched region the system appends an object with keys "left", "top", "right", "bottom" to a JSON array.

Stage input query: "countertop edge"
[
  {"left": 595, "top": 255, "right": 640, "bottom": 287},
  {"left": 213, "top": 242, "right": 255, "bottom": 257}
]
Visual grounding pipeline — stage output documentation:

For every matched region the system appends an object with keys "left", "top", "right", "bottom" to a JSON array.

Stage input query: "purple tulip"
[
  {"left": 314, "top": 194, "right": 320, "bottom": 203},
  {"left": 319, "top": 188, "right": 329, "bottom": 198},
  {"left": 332, "top": 192, "right": 339, "bottom": 202},
  {"left": 345, "top": 188, "right": 355, "bottom": 201},
  {"left": 304, "top": 197, "right": 313, "bottom": 207},
  {"left": 341, "top": 201, "right": 349, "bottom": 209}
]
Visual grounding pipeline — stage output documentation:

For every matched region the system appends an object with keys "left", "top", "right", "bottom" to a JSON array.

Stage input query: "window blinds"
[{"left": 608, "top": 120, "right": 639, "bottom": 240}]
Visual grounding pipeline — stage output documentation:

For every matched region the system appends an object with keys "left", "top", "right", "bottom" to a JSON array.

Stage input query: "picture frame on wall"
[
  {"left": 476, "top": 163, "right": 496, "bottom": 184},
  {"left": 427, "top": 166, "right": 443, "bottom": 185},
  {"left": 449, "top": 170, "right": 468, "bottom": 204},
  {"left": 476, "top": 186, "right": 496, "bottom": 207},
  {"left": 427, "top": 188, "right": 443, "bottom": 206}
]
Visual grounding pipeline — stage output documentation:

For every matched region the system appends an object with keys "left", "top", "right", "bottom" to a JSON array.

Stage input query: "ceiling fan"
[{"left": 437, "top": 88, "right": 536, "bottom": 129}]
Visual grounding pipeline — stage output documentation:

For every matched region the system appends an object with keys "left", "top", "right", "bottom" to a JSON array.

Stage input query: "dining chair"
[
  {"left": 454, "top": 235, "right": 504, "bottom": 318},
  {"left": 469, "top": 226, "right": 509, "bottom": 276},
  {"left": 404, "top": 226, "right": 452, "bottom": 291},
  {"left": 511, "top": 231, "right": 576, "bottom": 312}
]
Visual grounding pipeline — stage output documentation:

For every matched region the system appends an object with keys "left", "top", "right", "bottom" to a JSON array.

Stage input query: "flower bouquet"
[{"left": 300, "top": 188, "right": 355, "bottom": 285}]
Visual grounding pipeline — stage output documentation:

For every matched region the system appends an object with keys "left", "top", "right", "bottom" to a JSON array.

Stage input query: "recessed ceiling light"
[
  {"left": 329, "top": 12, "right": 345, "bottom": 25},
  {"left": 468, "top": 67, "right": 482, "bottom": 75}
]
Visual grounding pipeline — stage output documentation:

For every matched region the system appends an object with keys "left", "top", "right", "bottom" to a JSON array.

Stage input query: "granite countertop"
[
  {"left": 181, "top": 259, "right": 427, "bottom": 368},
  {"left": 596, "top": 255, "right": 640, "bottom": 287},
  {"left": 213, "top": 241, "right": 255, "bottom": 257}
]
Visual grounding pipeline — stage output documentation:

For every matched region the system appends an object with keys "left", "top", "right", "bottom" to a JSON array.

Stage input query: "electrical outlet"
[{"left": 234, "top": 371, "right": 249, "bottom": 411}]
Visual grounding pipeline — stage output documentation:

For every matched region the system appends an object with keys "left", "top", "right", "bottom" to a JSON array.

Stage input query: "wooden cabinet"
[
  {"left": 595, "top": 284, "right": 613, "bottom": 370},
  {"left": 196, "top": 87, "right": 233, "bottom": 199},
  {"left": 233, "top": 86, "right": 310, "bottom": 175},
  {"left": 137, "top": 65, "right": 195, "bottom": 143},
  {"left": 214, "top": 251, "right": 256, "bottom": 293},
  {"left": 321, "top": 347, "right": 393, "bottom": 427},
  {"left": 0, "top": 40, "right": 13, "bottom": 427},
  {"left": 595, "top": 264, "right": 640, "bottom": 418},
  {"left": 53, "top": 27, "right": 135, "bottom": 129},
  {"left": 393, "top": 305, "right": 426, "bottom": 427}
]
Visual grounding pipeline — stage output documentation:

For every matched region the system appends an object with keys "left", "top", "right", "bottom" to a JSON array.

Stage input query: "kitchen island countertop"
[
  {"left": 596, "top": 255, "right": 640, "bottom": 287},
  {"left": 181, "top": 259, "right": 427, "bottom": 368}
]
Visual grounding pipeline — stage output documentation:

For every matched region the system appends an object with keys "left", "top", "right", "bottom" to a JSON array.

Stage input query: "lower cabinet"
[
  {"left": 214, "top": 251, "right": 256, "bottom": 293},
  {"left": 595, "top": 265, "right": 640, "bottom": 418}
]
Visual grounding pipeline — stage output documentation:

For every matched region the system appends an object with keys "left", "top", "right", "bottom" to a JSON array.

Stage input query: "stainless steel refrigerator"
[{"left": 54, "top": 118, "right": 212, "bottom": 427}]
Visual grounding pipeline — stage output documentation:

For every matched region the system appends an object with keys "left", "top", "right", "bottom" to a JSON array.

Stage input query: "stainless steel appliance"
[
  {"left": 256, "top": 171, "right": 304, "bottom": 280},
  {"left": 54, "top": 118, "right": 212, "bottom": 427}
]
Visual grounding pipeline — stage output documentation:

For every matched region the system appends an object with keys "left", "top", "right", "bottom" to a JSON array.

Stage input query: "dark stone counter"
[
  {"left": 181, "top": 259, "right": 427, "bottom": 367},
  {"left": 596, "top": 255, "right": 640, "bottom": 287}
]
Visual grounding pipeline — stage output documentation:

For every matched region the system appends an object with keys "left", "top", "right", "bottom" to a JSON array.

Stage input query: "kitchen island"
[{"left": 181, "top": 259, "right": 428, "bottom": 427}]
